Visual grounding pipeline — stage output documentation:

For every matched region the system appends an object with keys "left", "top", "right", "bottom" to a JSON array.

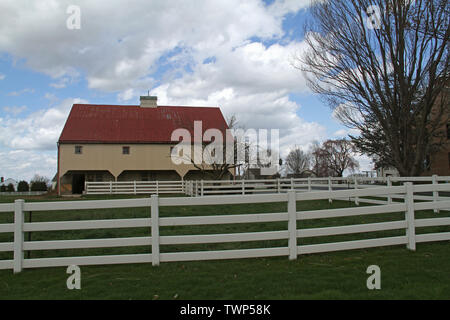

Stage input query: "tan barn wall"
[
  {"left": 59, "top": 143, "right": 198, "bottom": 179},
  {"left": 58, "top": 143, "right": 235, "bottom": 194}
]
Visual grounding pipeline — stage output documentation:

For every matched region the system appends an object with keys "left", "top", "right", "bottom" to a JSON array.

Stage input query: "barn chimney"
[{"left": 140, "top": 96, "right": 157, "bottom": 108}]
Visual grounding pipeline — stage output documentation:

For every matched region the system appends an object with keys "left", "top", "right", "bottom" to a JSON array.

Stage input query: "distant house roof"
[
  {"left": 0, "top": 178, "right": 18, "bottom": 187},
  {"left": 58, "top": 104, "right": 229, "bottom": 144}
]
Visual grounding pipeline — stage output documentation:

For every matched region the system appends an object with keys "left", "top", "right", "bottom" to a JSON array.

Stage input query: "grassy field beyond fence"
[{"left": 0, "top": 193, "right": 449, "bottom": 299}]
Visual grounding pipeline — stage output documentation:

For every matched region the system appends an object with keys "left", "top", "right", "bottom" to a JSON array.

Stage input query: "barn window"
[
  {"left": 75, "top": 146, "right": 82, "bottom": 154},
  {"left": 122, "top": 146, "right": 130, "bottom": 155}
]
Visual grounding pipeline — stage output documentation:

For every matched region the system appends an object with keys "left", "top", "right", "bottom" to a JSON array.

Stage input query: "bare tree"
[
  {"left": 310, "top": 142, "right": 333, "bottom": 177},
  {"left": 285, "top": 147, "right": 311, "bottom": 176},
  {"left": 180, "top": 114, "right": 243, "bottom": 180},
  {"left": 226, "top": 114, "right": 253, "bottom": 178},
  {"left": 31, "top": 174, "right": 50, "bottom": 185},
  {"left": 321, "top": 139, "right": 359, "bottom": 177},
  {"left": 309, "top": 139, "right": 359, "bottom": 177},
  {"left": 297, "top": 0, "right": 449, "bottom": 176}
]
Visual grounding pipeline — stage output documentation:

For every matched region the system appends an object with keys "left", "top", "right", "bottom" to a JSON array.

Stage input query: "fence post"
[
  {"left": 133, "top": 180, "right": 136, "bottom": 195},
  {"left": 387, "top": 176, "right": 392, "bottom": 204},
  {"left": 404, "top": 182, "right": 416, "bottom": 251},
  {"left": 432, "top": 175, "right": 439, "bottom": 213},
  {"left": 288, "top": 190, "right": 297, "bottom": 260},
  {"left": 110, "top": 180, "right": 112, "bottom": 194},
  {"left": 307, "top": 177, "right": 311, "bottom": 192},
  {"left": 328, "top": 177, "right": 332, "bottom": 204},
  {"left": 14, "top": 199, "right": 24, "bottom": 273},
  {"left": 277, "top": 178, "right": 280, "bottom": 193},
  {"left": 201, "top": 180, "right": 204, "bottom": 197},
  {"left": 354, "top": 177, "right": 359, "bottom": 206},
  {"left": 156, "top": 180, "right": 159, "bottom": 195},
  {"left": 151, "top": 195, "right": 160, "bottom": 266},
  {"left": 290, "top": 178, "right": 294, "bottom": 190},
  {"left": 241, "top": 180, "right": 245, "bottom": 195}
]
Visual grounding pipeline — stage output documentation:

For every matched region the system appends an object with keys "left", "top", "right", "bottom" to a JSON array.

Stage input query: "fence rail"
[
  {"left": 0, "top": 182, "right": 449, "bottom": 273},
  {"left": 0, "top": 191, "right": 47, "bottom": 196},
  {"left": 85, "top": 180, "right": 184, "bottom": 195}
]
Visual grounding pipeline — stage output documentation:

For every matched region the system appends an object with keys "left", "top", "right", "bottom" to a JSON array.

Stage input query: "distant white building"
[
  {"left": 376, "top": 166, "right": 400, "bottom": 178},
  {"left": 0, "top": 178, "right": 18, "bottom": 190},
  {"left": 347, "top": 170, "right": 377, "bottom": 178}
]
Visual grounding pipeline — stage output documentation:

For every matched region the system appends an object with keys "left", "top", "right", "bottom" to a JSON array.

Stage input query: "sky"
[{"left": 0, "top": 0, "right": 373, "bottom": 181}]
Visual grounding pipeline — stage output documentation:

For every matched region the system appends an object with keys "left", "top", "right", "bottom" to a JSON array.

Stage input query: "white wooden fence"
[
  {"left": 85, "top": 175, "right": 450, "bottom": 198},
  {"left": 184, "top": 175, "right": 450, "bottom": 197},
  {"left": 85, "top": 180, "right": 184, "bottom": 195},
  {"left": 184, "top": 176, "right": 450, "bottom": 211},
  {"left": 1, "top": 182, "right": 449, "bottom": 273}
]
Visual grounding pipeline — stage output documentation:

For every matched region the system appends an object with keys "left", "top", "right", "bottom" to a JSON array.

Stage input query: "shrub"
[
  {"left": 30, "top": 181, "right": 48, "bottom": 192},
  {"left": 17, "top": 181, "right": 30, "bottom": 192},
  {"left": 6, "top": 183, "right": 15, "bottom": 192},
  {"left": 0, "top": 185, "right": 6, "bottom": 192},
  {"left": 30, "top": 175, "right": 49, "bottom": 192}
]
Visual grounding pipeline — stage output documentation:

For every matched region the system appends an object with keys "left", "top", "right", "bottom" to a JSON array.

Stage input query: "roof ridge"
[{"left": 73, "top": 104, "right": 221, "bottom": 109}]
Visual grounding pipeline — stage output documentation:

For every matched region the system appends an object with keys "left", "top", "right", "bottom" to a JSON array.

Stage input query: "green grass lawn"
[{"left": 0, "top": 193, "right": 449, "bottom": 299}]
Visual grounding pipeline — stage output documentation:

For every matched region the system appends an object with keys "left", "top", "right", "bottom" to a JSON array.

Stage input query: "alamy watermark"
[
  {"left": 66, "top": 5, "right": 81, "bottom": 30},
  {"left": 66, "top": 265, "right": 81, "bottom": 290},
  {"left": 366, "top": 265, "right": 381, "bottom": 290},
  {"left": 170, "top": 121, "right": 280, "bottom": 175}
]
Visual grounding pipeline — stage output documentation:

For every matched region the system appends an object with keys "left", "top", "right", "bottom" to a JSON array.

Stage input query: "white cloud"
[
  {"left": 332, "top": 128, "right": 361, "bottom": 138},
  {"left": 152, "top": 86, "right": 327, "bottom": 160},
  {"left": 333, "top": 129, "right": 348, "bottom": 137},
  {"left": 146, "top": 38, "right": 322, "bottom": 157},
  {"left": 50, "top": 78, "right": 69, "bottom": 89},
  {"left": 3, "top": 105, "right": 27, "bottom": 115},
  {"left": 117, "top": 88, "right": 136, "bottom": 102},
  {"left": 267, "top": 0, "right": 311, "bottom": 18},
  {"left": 0, "top": 0, "right": 332, "bottom": 179},
  {"left": 0, "top": 73, "right": 5, "bottom": 80},
  {"left": 0, "top": 0, "right": 310, "bottom": 92},
  {"left": 44, "top": 92, "right": 59, "bottom": 105},
  {"left": 7, "top": 88, "right": 35, "bottom": 96},
  {"left": 0, "top": 149, "right": 56, "bottom": 182},
  {"left": 0, "top": 98, "right": 87, "bottom": 150},
  {"left": 352, "top": 153, "right": 374, "bottom": 173}
]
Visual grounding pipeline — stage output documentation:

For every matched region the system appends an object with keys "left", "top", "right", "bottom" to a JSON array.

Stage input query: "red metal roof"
[{"left": 58, "top": 104, "right": 229, "bottom": 144}]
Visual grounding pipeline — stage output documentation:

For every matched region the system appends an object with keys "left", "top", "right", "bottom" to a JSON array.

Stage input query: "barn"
[{"left": 57, "top": 96, "right": 232, "bottom": 194}]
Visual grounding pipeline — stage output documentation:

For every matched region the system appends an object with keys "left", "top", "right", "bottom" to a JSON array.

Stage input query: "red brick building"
[{"left": 421, "top": 83, "right": 450, "bottom": 176}]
